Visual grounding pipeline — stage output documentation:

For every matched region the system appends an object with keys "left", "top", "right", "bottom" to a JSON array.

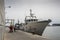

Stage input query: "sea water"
[{"left": 42, "top": 26, "right": 60, "bottom": 40}]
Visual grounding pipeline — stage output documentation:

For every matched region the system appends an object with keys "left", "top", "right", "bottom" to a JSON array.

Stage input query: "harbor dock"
[{"left": 4, "top": 27, "right": 50, "bottom": 40}]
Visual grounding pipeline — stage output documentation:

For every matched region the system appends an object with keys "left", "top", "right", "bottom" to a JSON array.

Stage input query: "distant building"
[{"left": 52, "top": 23, "right": 60, "bottom": 26}]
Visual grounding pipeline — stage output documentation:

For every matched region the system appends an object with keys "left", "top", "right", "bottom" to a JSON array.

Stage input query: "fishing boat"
[{"left": 22, "top": 9, "right": 51, "bottom": 36}]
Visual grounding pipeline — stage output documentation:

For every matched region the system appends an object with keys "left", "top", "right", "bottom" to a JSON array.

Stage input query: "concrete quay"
[
  {"left": 4, "top": 27, "right": 51, "bottom": 40},
  {"left": 0, "top": 26, "right": 4, "bottom": 40}
]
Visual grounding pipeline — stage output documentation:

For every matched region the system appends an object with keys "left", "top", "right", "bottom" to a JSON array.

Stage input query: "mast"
[
  {"left": 30, "top": 9, "right": 33, "bottom": 18},
  {"left": 30, "top": 9, "right": 36, "bottom": 18}
]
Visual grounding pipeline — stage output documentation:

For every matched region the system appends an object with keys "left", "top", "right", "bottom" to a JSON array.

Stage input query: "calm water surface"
[{"left": 42, "top": 26, "right": 60, "bottom": 40}]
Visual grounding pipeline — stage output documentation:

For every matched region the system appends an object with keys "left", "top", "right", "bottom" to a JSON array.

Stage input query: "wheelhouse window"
[{"left": 26, "top": 19, "right": 38, "bottom": 22}]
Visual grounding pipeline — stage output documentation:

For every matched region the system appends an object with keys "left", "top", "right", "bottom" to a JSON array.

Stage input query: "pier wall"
[{"left": 0, "top": 0, "right": 5, "bottom": 40}]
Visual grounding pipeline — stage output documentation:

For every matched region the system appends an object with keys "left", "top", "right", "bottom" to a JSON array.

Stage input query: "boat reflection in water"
[{"left": 19, "top": 9, "right": 51, "bottom": 36}]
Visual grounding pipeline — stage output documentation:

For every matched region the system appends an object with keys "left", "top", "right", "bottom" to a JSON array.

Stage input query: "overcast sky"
[{"left": 5, "top": 0, "right": 60, "bottom": 24}]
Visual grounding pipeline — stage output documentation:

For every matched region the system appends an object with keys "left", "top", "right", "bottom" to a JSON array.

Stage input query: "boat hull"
[{"left": 23, "top": 20, "right": 51, "bottom": 36}]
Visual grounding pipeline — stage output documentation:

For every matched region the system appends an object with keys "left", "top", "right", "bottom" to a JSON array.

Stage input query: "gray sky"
[{"left": 5, "top": 0, "right": 60, "bottom": 24}]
